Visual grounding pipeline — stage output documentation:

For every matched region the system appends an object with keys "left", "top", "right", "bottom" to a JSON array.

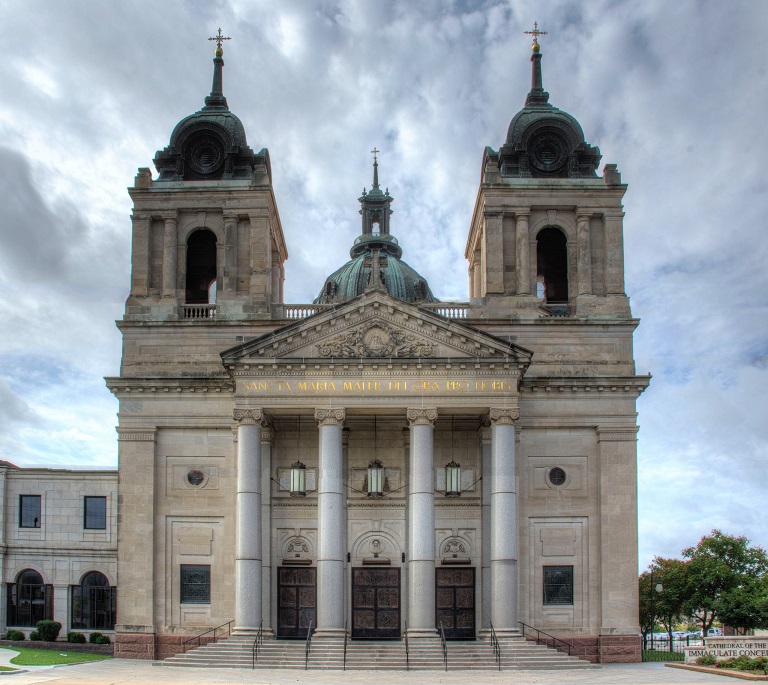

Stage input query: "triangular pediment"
[{"left": 221, "top": 291, "right": 532, "bottom": 366}]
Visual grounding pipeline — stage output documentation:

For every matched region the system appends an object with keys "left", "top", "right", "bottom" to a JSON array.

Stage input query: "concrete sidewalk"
[{"left": 0, "top": 660, "right": 730, "bottom": 685}]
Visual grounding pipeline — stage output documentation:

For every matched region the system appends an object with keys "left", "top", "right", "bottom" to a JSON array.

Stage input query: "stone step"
[{"left": 161, "top": 634, "right": 594, "bottom": 670}]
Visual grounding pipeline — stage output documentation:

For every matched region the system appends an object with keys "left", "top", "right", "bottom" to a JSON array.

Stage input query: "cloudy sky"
[{"left": 0, "top": 0, "right": 766, "bottom": 570}]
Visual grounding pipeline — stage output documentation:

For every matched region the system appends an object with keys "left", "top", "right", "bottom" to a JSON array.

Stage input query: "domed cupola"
[
  {"left": 314, "top": 152, "right": 438, "bottom": 305},
  {"left": 153, "top": 30, "right": 264, "bottom": 182},
  {"left": 498, "top": 25, "right": 601, "bottom": 178}
]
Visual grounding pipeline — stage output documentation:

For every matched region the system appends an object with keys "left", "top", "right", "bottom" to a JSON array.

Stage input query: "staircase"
[{"left": 160, "top": 631, "right": 594, "bottom": 670}]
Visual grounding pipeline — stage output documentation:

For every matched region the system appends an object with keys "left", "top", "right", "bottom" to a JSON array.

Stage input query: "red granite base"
[
  {"left": 567, "top": 634, "right": 642, "bottom": 663},
  {"left": 114, "top": 631, "right": 218, "bottom": 660}
]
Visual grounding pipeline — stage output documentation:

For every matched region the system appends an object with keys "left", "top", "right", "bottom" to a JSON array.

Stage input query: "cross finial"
[
  {"left": 524, "top": 21, "right": 547, "bottom": 51},
  {"left": 208, "top": 28, "right": 231, "bottom": 55},
  {"left": 371, "top": 147, "right": 380, "bottom": 163}
]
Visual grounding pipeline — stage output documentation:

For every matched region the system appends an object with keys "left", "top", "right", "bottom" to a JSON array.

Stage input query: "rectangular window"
[
  {"left": 84, "top": 496, "right": 107, "bottom": 530},
  {"left": 19, "top": 495, "right": 41, "bottom": 528},
  {"left": 543, "top": 565, "right": 574, "bottom": 605},
  {"left": 180, "top": 565, "right": 210, "bottom": 604}
]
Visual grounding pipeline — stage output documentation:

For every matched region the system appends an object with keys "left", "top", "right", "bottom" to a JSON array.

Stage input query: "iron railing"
[
  {"left": 439, "top": 622, "right": 448, "bottom": 671},
  {"left": 251, "top": 620, "right": 263, "bottom": 669},
  {"left": 304, "top": 620, "right": 314, "bottom": 670},
  {"left": 180, "top": 619, "right": 234, "bottom": 653},
  {"left": 343, "top": 620, "right": 349, "bottom": 671},
  {"left": 489, "top": 622, "right": 502, "bottom": 671},
  {"left": 404, "top": 620, "right": 410, "bottom": 671},
  {"left": 519, "top": 621, "right": 572, "bottom": 656}
]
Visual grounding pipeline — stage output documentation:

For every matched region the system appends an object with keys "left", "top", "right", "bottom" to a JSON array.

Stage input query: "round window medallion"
[
  {"left": 548, "top": 467, "right": 566, "bottom": 486},
  {"left": 186, "top": 469, "right": 206, "bottom": 487},
  {"left": 528, "top": 131, "right": 567, "bottom": 174},
  {"left": 185, "top": 133, "right": 225, "bottom": 177}
]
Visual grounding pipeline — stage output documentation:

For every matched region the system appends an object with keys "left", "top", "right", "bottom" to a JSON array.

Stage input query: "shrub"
[
  {"left": 696, "top": 654, "right": 717, "bottom": 666},
  {"left": 35, "top": 620, "right": 62, "bottom": 642},
  {"left": 93, "top": 634, "right": 111, "bottom": 645},
  {"left": 4, "top": 630, "right": 24, "bottom": 641},
  {"left": 29, "top": 630, "right": 41, "bottom": 641},
  {"left": 89, "top": 632, "right": 104, "bottom": 644},
  {"left": 67, "top": 632, "right": 86, "bottom": 643}
]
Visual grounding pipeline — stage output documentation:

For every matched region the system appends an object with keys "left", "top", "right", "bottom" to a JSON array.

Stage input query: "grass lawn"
[
  {"left": 0, "top": 666, "right": 16, "bottom": 671},
  {"left": 0, "top": 647, "right": 111, "bottom": 666},
  {"left": 642, "top": 649, "right": 684, "bottom": 662}
]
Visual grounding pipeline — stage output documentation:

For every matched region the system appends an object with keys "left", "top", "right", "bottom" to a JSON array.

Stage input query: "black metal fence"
[{"left": 642, "top": 636, "right": 703, "bottom": 662}]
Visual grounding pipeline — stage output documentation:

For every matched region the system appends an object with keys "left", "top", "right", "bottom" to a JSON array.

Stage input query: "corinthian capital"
[
  {"left": 233, "top": 408, "right": 265, "bottom": 425},
  {"left": 406, "top": 407, "right": 438, "bottom": 426},
  {"left": 314, "top": 408, "right": 346, "bottom": 426},
  {"left": 489, "top": 407, "right": 519, "bottom": 425}
]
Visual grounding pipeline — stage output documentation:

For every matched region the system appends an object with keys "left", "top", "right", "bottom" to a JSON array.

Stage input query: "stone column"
[
  {"left": 479, "top": 424, "right": 492, "bottom": 630},
  {"left": 603, "top": 212, "right": 626, "bottom": 295},
  {"left": 489, "top": 407, "right": 519, "bottom": 633},
  {"left": 576, "top": 213, "right": 593, "bottom": 296},
  {"left": 223, "top": 215, "right": 238, "bottom": 296},
  {"left": 129, "top": 214, "right": 151, "bottom": 297},
  {"left": 596, "top": 427, "right": 641, "bottom": 650},
  {"left": 471, "top": 249, "right": 482, "bottom": 298},
  {"left": 315, "top": 408, "right": 346, "bottom": 635},
  {"left": 161, "top": 214, "right": 178, "bottom": 298},
  {"left": 515, "top": 212, "right": 531, "bottom": 295},
  {"left": 114, "top": 427, "right": 157, "bottom": 659},
  {"left": 406, "top": 407, "right": 438, "bottom": 637},
  {"left": 233, "top": 408, "right": 264, "bottom": 631},
  {"left": 484, "top": 212, "right": 504, "bottom": 294},
  {"left": 260, "top": 421, "right": 275, "bottom": 635}
]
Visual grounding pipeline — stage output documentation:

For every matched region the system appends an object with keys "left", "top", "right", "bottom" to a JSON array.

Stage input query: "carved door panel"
[
  {"left": 436, "top": 567, "right": 475, "bottom": 640},
  {"left": 351, "top": 567, "right": 401, "bottom": 639},
  {"left": 277, "top": 567, "right": 316, "bottom": 639}
]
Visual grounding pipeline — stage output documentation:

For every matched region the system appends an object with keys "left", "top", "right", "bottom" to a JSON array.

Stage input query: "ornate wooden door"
[
  {"left": 351, "top": 567, "right": 401, "bottom": 639},
  {"left": 435, "top": 567, "right": 475, "bottom": 639},
  {"left": 277, "top": 567, "right": 316, "bottom": 638}
]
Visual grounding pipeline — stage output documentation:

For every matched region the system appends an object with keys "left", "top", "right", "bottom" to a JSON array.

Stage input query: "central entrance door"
[
  {"left": 351, "top": 567, "right": 401, "bottom": 639},
  {"left": 436, "top": 567, "right": 475, "bottom": 639},
  {"left": 277, "top": 567, "right": 316, "bottom": 638}
]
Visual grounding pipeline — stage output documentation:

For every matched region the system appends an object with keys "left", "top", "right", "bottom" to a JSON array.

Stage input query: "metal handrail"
[
  {"left": 439, "top": 622, "right": 448, "bottom": 672},
  {"left": 519, "top": 621, "right": 573, "bottom": 656},
  {"left": 180, "top": 619, "right": 234, "bottom": 653},
  {"left": 304, "top": 620, "right": 314, "bottom": 671},
  {"left": 343, "top": 620, "right": 349, "bottom": 671},
  {"left": 404, "top": 620, "right": 410, "bottom": 671},
  {"left": 251, "top": 620, "right": 263, "bottom": 669},
  {"left": 489, "top": 621, "right": 501, "bottom": 671}
]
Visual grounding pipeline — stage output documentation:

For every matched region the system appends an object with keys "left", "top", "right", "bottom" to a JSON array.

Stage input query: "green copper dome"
[{"left": 314, "top": 157, "right": 437, "bottom": 305}]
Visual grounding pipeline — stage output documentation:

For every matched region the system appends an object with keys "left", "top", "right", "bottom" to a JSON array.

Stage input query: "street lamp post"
[{"left": 649, "top": 569, "right": 663, "bottom": 650}]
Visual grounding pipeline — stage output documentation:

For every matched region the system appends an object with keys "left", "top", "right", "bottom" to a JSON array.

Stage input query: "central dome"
[{"left": 314, "top": 157, "right": 437, "bottom": 305}]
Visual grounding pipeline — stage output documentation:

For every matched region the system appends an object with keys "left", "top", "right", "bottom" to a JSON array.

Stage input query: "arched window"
[
  {"left": 71, "top": 571, "right": 116, "bottom": 631},
  {"left": 7, "top": 569, "right": 52, "bottom": 627},
  {"left": 185, "top": 230, "right": 217, "bottom": 304},
  {"left": 536, "top": 227, "right": 569, "bottom": 303}
]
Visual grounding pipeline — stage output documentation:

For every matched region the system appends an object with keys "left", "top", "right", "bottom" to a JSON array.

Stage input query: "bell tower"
[
  {"left": 466, "top": 27, "right": 629, "bottom": 319},
  {"left": 125, "top": 31, "right": 287, "bottom": 323}
]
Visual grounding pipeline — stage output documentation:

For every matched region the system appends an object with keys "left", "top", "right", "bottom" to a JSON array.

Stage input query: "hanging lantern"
[
  {"left": 445, "top": 460, "right": 461, "bottom": 497},
  {"left": 290, "top": 461, "right": 306, "bottom": 497},
  {"left": 367, "top": 460, "right": 384, "bottom": 498}
]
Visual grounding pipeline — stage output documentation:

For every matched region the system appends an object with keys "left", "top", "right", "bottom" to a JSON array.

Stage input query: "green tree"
[
  {"left": 682, "top": 530, "right": 768, "bottom": 634},
  {"left": 639, "top": 558, "right": 687, "bottom": 643}
]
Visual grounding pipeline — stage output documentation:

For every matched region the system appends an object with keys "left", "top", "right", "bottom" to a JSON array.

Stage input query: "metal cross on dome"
[
  {"left": 208, "top": 28, "right": 232, "bottom": 50},
  {"left": 524, "top": 21, "right": 547, "bottom": 46},
  {"left": 371, "top": 147, "right": 380, "bottom": 163}
]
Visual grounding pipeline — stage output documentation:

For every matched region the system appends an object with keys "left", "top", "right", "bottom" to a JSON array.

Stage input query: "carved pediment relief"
[
  {"left": 317, "top": 321, "right": 436, "bottom": 358},
  {"left": 221, "top": 291, "right": 532, "bottom": 365}
]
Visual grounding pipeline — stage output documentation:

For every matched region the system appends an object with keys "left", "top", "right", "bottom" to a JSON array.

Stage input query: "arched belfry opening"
[
  {"left": 536, "top": 227, "right": 568, "bottom": 303},
  {"left": 185, "top": 229, "right": 217, "bottom": 304}
]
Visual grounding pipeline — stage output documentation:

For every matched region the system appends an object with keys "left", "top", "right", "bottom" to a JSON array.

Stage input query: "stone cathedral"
[{"left": 107, "top": 31, "right": 649, "bottom": 664}]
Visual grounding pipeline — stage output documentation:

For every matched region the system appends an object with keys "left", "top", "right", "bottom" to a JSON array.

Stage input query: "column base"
[
  {"left": 312, "top": 628, "right": 347, "bottom": 640},
  {"left": 406, "top": 628, "right": 438, "bottom": 640}
]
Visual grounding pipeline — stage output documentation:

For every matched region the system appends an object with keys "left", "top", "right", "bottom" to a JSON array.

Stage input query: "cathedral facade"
[{"left": 107, "top": 35, "right": 648, "bottom": 663}]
